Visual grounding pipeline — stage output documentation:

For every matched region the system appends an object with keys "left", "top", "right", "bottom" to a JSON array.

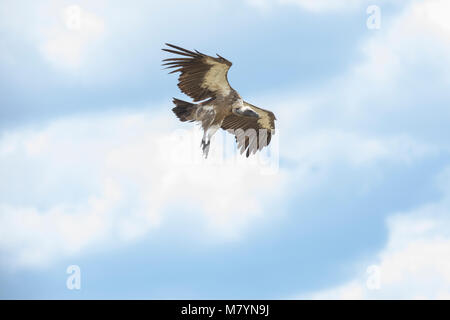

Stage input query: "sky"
[{"left": 1, "top": 0, "right": 450, "bottom": 299}]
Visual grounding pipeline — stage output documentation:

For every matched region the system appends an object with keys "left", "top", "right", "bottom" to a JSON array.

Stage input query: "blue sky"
[{"left": 1, "top": 0, "right": 450, "bottom": 299}]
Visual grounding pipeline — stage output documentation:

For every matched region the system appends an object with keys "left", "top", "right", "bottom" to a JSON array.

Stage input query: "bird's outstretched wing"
[
  {"left": 221, "top": 101, "right": 276, "bottom": 157},
  {"left": 162, "top": 43, "right": 233, "bottom": 102}
]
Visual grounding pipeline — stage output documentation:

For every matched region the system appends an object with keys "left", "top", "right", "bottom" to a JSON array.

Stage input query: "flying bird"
[{"left": 162, "top": 43, "right": 276, "bottom": 158}]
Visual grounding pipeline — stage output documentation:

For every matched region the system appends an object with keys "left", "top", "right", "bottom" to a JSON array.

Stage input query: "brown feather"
[{"left": 162, "top": 44, "right": 233, "bottom": 101}]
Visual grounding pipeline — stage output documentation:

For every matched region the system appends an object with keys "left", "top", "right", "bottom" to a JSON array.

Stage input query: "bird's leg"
[
  {"left": 200, "top": 125, "right": 219, "bottom": 158},
  {"left": 201, "top": 139, "right": 210, "bottom": 158},
  {"left": 200, "top": 129, "right": 210, "bottom": 158}
]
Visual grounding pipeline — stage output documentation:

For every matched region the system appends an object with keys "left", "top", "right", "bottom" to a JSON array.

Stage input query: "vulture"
[{"left": 162, "top": 43, "right": 276, "bottom": 158}]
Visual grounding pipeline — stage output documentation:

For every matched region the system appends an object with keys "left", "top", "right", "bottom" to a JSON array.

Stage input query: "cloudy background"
[{"left": 1, "top": 0, "right": 450, "bottom": 299}]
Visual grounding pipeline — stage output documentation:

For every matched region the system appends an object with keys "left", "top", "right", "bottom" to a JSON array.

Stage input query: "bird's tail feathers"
[{"left": 172, "top": 98, "right": 197, "bottom": 122}]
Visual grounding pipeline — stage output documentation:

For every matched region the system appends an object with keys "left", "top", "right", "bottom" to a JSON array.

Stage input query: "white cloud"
[
  {"left": 286, "top": 130, "right": 434, "bottom": 167},
  {"left": 1, "top": 0, "right": 448, "bottom": 280},
  {"left": 301, "top": 168, "right": 450, "bottom": 299},
  {"left": 350, "top": 0, "right": 450, "bottom": 93},
  {"left": 280, "top": 0, "right": 450, "bottom": 299},
  {"left": 0, "top": 95, "right": 433, "bottom": 270},
  {"left": 38, "top": 4, "right": 105, "bottom": 71},
  {"left": 260, "top": 0, "right": 450, "bottom": 156},
  {"left": 0, "top": 108, "right": 284, "bottom": 269},
  {"left": 280, "top": 0, "right": 361, "bottom": 12},
  {"left": 247, "top": 0, "right": 362, "bottom": 12}
]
